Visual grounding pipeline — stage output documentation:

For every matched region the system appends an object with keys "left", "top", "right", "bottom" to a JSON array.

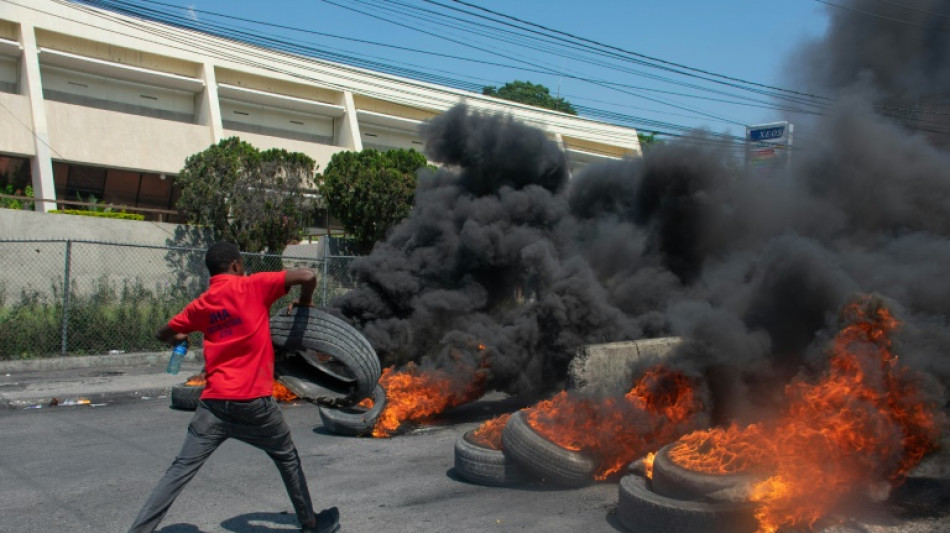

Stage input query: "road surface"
[{"left": 0, "top": 394, "right": 623, "bottom": 533}]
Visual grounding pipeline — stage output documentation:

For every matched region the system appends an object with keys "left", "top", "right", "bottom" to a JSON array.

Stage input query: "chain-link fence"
[{"left": 0, "top": 239, "right": 358, "bottom": 360}]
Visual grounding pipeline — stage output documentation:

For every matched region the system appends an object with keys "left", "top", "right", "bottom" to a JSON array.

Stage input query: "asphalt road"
[{"left": 0, "top": 394, "right": 624, "bottom": 533}]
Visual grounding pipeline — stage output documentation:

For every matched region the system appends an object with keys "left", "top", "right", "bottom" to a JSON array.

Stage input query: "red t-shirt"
[{"left": 168, "top": 271, "right": 287, "bottom": 400}]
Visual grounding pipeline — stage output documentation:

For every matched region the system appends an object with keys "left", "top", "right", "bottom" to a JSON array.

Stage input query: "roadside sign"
[{"left": 746, "top": 121, "right": 793, "bottom": 176}]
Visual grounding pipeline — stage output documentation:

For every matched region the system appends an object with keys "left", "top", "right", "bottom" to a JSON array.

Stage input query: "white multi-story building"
[{"left": 0, "top": 0, "right": 640, "bottom": 223}]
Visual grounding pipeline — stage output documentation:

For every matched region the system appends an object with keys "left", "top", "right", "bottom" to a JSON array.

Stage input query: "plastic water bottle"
[{"left": 166, "top": 340, "right": 189, "bottom": 375}]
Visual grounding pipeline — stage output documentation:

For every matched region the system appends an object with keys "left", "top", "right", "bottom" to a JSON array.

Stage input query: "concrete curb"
[
  {"left": 0, "top": 351, "right": 203, "bottom": 373},
  {"left": 2, "top": 384, "right": 177, "bottom": 410},
  {"left": 0, "top": 353, "right": 205, "bottom": 410}
]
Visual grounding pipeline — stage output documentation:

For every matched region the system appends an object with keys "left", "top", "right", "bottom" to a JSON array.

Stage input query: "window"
[
  {"left": 65, "top": 165, "right": 106, "bottom": 203},
  {"left": 137, "top": 173, "right": 173, "bottom": 210}
]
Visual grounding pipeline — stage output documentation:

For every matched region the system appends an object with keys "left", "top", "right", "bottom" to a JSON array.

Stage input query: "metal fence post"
[
  {"left": 321, "top": 236, "right": 329, "bottom": 306},
  {"left": 60, "top": 239, "right": 72, "bottom": 355}
]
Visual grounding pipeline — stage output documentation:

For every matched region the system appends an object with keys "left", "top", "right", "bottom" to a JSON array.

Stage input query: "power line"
[
  {"left": 442, "top": 0, "right": 834, "bottom": 105},
  {"left": 105, "top": 0, "right": 823, "bottom": 121},
  {"left": 344, "top": 0, "right": 826, "bottom": 113},
  {"left": 319, "top": 0, "right": 742, "bottom": 125},
  {"left": 351, "top": 0, "right": 827, "bottom": 113},
  {"left": 866, "top": 0, "right": 950, "bottom": 18},
  {"left": 816, "top": 0, "right": 950, "bottom": 30},
  {"left": 58, "top": 0, "right": 950, "bottom": 139}
]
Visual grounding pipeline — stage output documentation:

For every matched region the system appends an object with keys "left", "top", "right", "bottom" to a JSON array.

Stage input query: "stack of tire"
[
  {"left": 270, "top": 307, "right": 384, "bottom": 435},
  {"left": 453, "top": 410, "right": 597, "bottom": 488},
  {"left": 453, "top": 414, "right": 528, "bottom": 487},
  {"left": 453, "top": 412, "right": 760, "bottom": 533},
  {"left": 615, "top": 443, "right": 759, "bottom": 533}
]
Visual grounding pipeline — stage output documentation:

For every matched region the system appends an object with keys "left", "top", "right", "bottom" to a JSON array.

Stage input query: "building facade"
[{"left": 0, "top": 0, "right": 640, "bottom": 223}]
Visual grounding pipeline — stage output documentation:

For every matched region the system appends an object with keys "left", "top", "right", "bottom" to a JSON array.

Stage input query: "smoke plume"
[{"left": 335, "top": 0, "right": 950, "bottom": 414}]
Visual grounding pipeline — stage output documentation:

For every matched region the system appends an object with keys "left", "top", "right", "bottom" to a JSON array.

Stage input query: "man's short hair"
[{"left": 205, "top": 241, "right": 242, "bottom": 275}]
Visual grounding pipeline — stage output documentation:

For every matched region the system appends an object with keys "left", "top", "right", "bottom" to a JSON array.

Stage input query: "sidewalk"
[{"left": 0, "top": 352, "right": 204, "bottom": 409}]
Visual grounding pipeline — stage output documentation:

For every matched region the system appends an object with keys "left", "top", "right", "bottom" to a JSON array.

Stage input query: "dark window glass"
[
  {"left": 103, "top": 170, "right": 140, "bottom": 207},
  {"left": 137, "top": 173, "right": 173, "bottom": 209},
  {"left": 66, "top": 165, "right": 106, "bottom": 204}
]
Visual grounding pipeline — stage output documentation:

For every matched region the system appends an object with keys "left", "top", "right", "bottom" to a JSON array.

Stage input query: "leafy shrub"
[
  {"left": 1, "top": 184, "right": 34, "bottom": 210},
  {"left": 50, "top": 210, "right": 146, "bottom": 221},
  {"left": 0, "top": 278, "right": 194, "bottom": 359},
  {"left": 0, "top": 274, "right": 328, "bottom": 359},
  {"left": 318, "top": 148, "right": 430, "bottom": 254}
]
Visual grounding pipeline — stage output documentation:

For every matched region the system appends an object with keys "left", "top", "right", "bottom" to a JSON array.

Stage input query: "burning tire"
[
  {"left": 501, "top": 410, "right": 597, "bottom": 487},
  {"left": 454, "top": 429, "right": 530, "bottom": 487},
  {"left": 317, "top": 384, "right": 386, "bottom": 436},
  {"left": 616, "top": 471, "right": 757, "bottom": 533},
  {"left": 271, "top": 307, "right": 381, "bottom": 405},
  {"left": 170, "top": 384, "right": 203, "bottom": 411},
  {"left": 651, "top": 443, "right": 764, "bottom": 501}
]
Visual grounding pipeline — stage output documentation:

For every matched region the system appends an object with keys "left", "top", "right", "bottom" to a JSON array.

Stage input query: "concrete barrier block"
[{"left": 568, "top": 337, "right": 685, "bottom": 396}]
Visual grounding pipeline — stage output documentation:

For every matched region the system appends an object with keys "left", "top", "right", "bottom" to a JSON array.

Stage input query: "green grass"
[
  {"left": 0, "top": 265, "right": 356, "bottom": 359},
  {"left": 0, "top": 278, "right": 194, "bottom": 359}
]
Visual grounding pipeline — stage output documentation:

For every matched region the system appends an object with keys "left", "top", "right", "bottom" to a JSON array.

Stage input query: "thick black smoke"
[
  {"left": 791, "top": 0, "right": 950, "bottom": 102},
  {"left": 337, "top": 106, "right": 640, "bottom": 397},
  {"left": 336, "top": 1, "right": 950, "bottom": 413}
]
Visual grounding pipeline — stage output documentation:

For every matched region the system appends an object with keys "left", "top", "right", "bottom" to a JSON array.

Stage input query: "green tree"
[
  {"left": 318, "top": 148, "right": 429, "bottom": 254},
  {"left": 175, "top": 136, "right": 317, "bottom": 255},
  {"left": 637, "top": 131, "right": 662, "bottom": 152},
  {"left": 482, "top": 80, "right": 577, "bottom": 115}
]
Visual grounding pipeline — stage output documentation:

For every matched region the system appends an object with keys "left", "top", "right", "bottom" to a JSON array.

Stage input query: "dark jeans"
[{"left": 128, "top": 396, "right": 316, "bottom": 533}]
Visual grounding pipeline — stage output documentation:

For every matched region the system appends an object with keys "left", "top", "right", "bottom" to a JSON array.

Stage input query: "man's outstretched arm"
[{"left": 285, "top": 269, "right": 317, "bottom": 307}]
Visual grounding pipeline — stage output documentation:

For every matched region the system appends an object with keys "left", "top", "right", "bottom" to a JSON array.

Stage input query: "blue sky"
[{"left": 111, "top": 0, "right": 832, "bottom": 140}]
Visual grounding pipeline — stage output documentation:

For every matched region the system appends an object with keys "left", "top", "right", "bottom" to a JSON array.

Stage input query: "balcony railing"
[{"left": 0, "top": 193, "right": 180, "bottom": 222}]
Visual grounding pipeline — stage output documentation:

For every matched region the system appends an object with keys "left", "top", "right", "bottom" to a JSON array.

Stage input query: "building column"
[
  {"left": 197, "top": 62, "right": 223, "bottom": 143},
  {"left": 19, "top": 23, "right": 56, "bottom": 212},
  {"left": 337, "top": 91, "right": 362, "bottom": 151}
]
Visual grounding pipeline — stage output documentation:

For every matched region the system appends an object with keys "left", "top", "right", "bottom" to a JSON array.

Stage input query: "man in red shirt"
[{"left": 129, "top": 241, "right": 339, "bottom": 533}]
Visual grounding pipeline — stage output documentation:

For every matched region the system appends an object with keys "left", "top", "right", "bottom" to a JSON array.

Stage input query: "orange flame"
[
  {"left": 272, "top": 381, "right": 298, "bottom": 402},
  {"left": 370, "top": 363, "right": 486, "bottom": 438},
  {"left": 669, "top": 423, "right": 770, "bottom": 474},
  {"left": 184, "top": 374, "right": 297, "bottom": 403},
  {"left": 469, "top": 413, "right": 511, "bottom": 450},
  {"left": 524, "top": 366, "right": 706, "bottom": 479},
  {"left": 356, "top": 395, "right": 374, "bottom": 409},
  {"left": 643, "top": 451, "right": 656, "bottom": 479},
  {"left": 667, "top": 296, "right": 943, "bottom": 532}
]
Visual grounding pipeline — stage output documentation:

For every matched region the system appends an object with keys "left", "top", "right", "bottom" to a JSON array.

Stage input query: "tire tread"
[
  {"left": 271, "top": 308, "right": 381, "bottom": 401},
  {"left": 501, "top": 410, "right": 596, "bottom": 487},
  {"left": 454, "top": 430, "right": 530, "bottom": 486}
]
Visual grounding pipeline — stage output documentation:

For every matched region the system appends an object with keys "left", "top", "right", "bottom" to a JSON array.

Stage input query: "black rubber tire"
[
  {"left": 616, "top": 472, "right": 757, "bottom": 533},
  {"left": 270, "top": 307, "right": 381, "bottom": 404},
  {"left": 170, "top": 384, "right": 203, "bottom": 411},
  {"left": 274, "top": 353, "right": 352, "bottom": 406},
  {"left": 651, "top": 443, "right": 764, "bottom": 501},
  {"left": 317, "top": 384, "right": 387, "bottom": 436},
  {"left": 500, "top": 410, "right": 597, "bottom": 488},
  {"left": 454, "top": 430, "right": 532, "bottom": 487}
]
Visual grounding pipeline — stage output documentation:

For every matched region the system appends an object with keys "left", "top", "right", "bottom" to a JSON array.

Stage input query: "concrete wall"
[
  {"left": 0, "top": 210, "right": 213, "bottom": 300},
  {"left": 45, "top": 101, "right": 213, "bottom": 174},
  {"left": 220, "top": 128, "right": 342, "bottom": 171},
  {"left": 568, "top": 337, "right": 686, "bottom": 396},
  {"left": 0, "top": 209, "right": 206, "bottom": 244},
  {"left": 0, "top": 210, "right": 333, "bottom": 304},
  {"left": 0, "top": 93, "right": 35, "bottom": 156}
]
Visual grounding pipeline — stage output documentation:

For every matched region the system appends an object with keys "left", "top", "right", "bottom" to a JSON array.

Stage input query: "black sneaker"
[{"left": 301, "top": 506, "right": 340, "bottom": 533}]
